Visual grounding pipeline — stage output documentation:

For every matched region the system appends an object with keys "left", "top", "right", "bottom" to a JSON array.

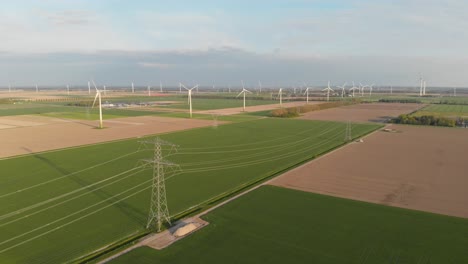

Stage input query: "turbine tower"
[
  {"left": 88, "top": 81, "right": 91, "bottom": 95},
  {"left": 237, "top": 80, "right": 252, "bottom": 111},
  {"left": 148, "top": 85, "right": 151, "bottom": 96},
  {"left": 349, "top": 82, "right": 359, "bottom": 97},
  {"left": 278, "top": 88, "right": 283, "bottom": 107},
  {"left": 132, "top": 82, "right": 135, "bottom": 93},
  {"left": 140, "top": 137, "right": 180, "bottom": 232},
  {"left": 369, "top": 84, "right": 375, "bottom": 97},
  {"left": 91, "top": 81, "right": 104, "bottom": 129},
  {"left": 304, "top": 87, "right": 311, "bottom": 104},
  {"left": 35, "top": 84, "right": 38, "bottom": 93},
  {"left": 181, "top": 83, "right": 198, "bottom": 118},
  {"left": 160, "top": 81, "right": 163, "bottom": 93},
  {"left": 322, "top": 81, "right": 334, "bottom": 102},
  {"left": 67, "top": 85, "right": 70, "bottom": 95},
  {"left": 103, "top": 85, "right": 107, "bottom": 96}
]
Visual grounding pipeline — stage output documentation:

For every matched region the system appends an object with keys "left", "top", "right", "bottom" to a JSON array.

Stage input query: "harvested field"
[
  {"left": 195, "top": 101, "right": 318, "bottom": 115},
  {"left": 271, "top": 124, "right": 468, "bottom": 218},
  {"left": 299, "top": 103, "right": 424, "bottom": 123},
  {"left": 0, "top": 115, "right": 220, "bottom": 158}
]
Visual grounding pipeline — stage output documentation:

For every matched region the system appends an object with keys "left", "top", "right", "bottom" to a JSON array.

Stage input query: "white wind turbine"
[
  {"left": 147, "top": 85, "right": 151, "bottom": 96},
  {"left": 88, "top": 81, "right": 91, "bottom": 95},
  {"left": 91, "top": 81, "right": 103, "bottom": 129},
  {"left": 359, "top": 83, "right": 367, "bottom": 97},
  {"left": 35, "top": 84, "right": 38, "bottom": 93},
  {"left": 304, "top": 87, "right": 312, "bottom": 104},
  {"left": 337, "top": 82, "right": 347, "bottom": 98},
  {"left": 368, "top": 84, "right": 375, "bottom": 97},
  {"left": 258, "top": 80, "right": 262, "bottom": 93},
  {"left": 322, "top": 81, "right": 334, "bottom": 101},
  {"left": 67, "top": 84, "right": 70, "bottom": 95},
  {"left": 278, "top": 88, "right": 283, "bottom": 107},
  {"left": 132, "top": 82, "right": 135, "bottom": 93},
  {"left": 160, "top": 81, "right": 163, "bottom": 93},
  {"left": 181, "top": 83, "right": 198, "bottom": 118},
  {"left": 349, "top": 82, "right": 359, "bottom": 97},
  {"left": 237, "top": 81, "right": 252, "bottom": 111}
]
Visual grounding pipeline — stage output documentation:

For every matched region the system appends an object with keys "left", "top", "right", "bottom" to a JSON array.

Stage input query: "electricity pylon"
[
  {"left": 345, "top": 121, "right": 352, "bottom": 142},
  {"left": 139, "top": 138, "right": 180, "bottom": 232}
]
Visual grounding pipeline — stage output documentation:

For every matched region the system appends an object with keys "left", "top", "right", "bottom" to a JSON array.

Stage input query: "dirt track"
[
  {"left": 271, "top": 124, "right": 468, "bottom": 218},
  {"left": 299, "top": 103, "right": 424, "bottom": 123},
  {"left": 0, "top": 115, "right": 220, "bottom": 158}
]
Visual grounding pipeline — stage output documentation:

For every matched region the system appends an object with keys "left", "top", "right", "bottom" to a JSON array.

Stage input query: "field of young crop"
[
  {"left": 111, "top": 185, "right": 468, "bottom": 264},
  {"left": 0, "top": 119, "right": 379, "bottom": 263},
  {"left": 413, "top": 104, "right": 468, "bottom": 117}
]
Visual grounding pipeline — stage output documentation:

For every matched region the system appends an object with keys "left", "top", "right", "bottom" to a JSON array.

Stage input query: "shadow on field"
[{"left": 22, "top": 147, "right": 146, "bottom": 226}]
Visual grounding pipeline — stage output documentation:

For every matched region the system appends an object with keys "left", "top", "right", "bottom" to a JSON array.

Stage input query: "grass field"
[
  {"left": 413, "top": 104, "right": 468, "bottom": 117},
  {"left": 111, "top": 185, "right": 468, "bottom": 264},
  {"left": 0, "top": 119, "right": 379, "bottom": 263}
]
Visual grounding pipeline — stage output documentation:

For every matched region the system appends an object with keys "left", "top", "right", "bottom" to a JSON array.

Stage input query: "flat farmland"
[
  {"left": 271, "top": 124, "right": 468, "bottom": 218},
  {"left": 0, "top": 119, "right": 380, "bottom": 263},
  {"left": 111, "top": 186, "right": 468, "bottom": 264},
  {"left": 0, "top": 115, "right": 220, "bottom": 158},
  {"left": 194, "top": 101, "right": 316, "bottom": 115},
  {"left": 299, "top": 103, "right": 425, "bottom": 123}
]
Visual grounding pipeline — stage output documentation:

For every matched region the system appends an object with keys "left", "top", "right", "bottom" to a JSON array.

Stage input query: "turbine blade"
[{"left": 236, "top": 91, "right": 243, "bottom": 97}]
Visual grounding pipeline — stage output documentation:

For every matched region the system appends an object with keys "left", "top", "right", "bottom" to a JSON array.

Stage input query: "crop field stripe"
[
  {"left": 178, "top": 121, "right": 330, "bottom": 150},
  {"left": 0, "top": 165, "right": 145, "bottom": 221},
  {"left": 0, "top": 185, "right": 152, "bottom": 255},
  {"left": 0, "top": 150, "right": 141, "bottom": 199},
  {"left": 0, "top": 168, "right": 146, "bottom": 228}
]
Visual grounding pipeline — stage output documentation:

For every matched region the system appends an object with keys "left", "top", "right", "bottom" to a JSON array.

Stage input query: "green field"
[
  {"left": 111, "top": 185, "right": 468, "bottom": 264},
  {"left": 413, "top": 104, "right": 468, "bottom": 117},
  {"left": 0, "top": 119, "right": 379, "bottom": 263},
  {"left": 0, "top": 95, "right": 280, "bottom": 120}
]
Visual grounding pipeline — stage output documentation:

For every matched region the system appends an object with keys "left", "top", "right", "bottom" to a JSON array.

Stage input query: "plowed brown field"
[
  {"left": 271, "top": 124, "right": 468, "bottom": 218},
  {"left": 299, "top": 103, "right": 424, "bottom": 123}
]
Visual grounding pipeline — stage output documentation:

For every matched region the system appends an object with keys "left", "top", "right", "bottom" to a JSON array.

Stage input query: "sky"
[{"left": 1, "top": 0, "right": 467, "bottom": 87}]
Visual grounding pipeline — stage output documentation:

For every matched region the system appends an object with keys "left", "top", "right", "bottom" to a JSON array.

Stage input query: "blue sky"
[{"left": 1, "top": 0, "right": 467, "bottom": 87}]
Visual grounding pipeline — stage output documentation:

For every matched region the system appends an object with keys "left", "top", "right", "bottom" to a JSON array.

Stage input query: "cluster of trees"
[
  {"left": 270, "top": 100, "right": 359, "bottom": 118},
  {"left": 379, "top": 98, "right": 422, "bottom": 103},
  {"left": 437, "top": 100, "right": 468, "bottom": 105},
  {"left": 391, "top": 114, "right": 456, "bottom": 127}
]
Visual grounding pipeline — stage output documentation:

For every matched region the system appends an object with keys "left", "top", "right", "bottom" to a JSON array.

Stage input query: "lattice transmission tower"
[
  {"left": 345, "top": 121, "right": 352, "bottom": 142},
  {"left": 139, "top": 137, "right": 180, "bottom": 232}
]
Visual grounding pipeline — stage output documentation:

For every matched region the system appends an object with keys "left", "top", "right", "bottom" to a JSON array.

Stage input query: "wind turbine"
[
  {"left": 304, "top": 87, "right": 312, "bottom": 104},
  {"left": 88, "top": 81, "right": 91, "bottom": 95},
  {"left": 181, "top": 83, "right": 198, "bottom": 118},
  {"left": 91, "top": 81, "right": 103, "bottom": 129},
  {"left": 67, "top": 85, "right": 70, "bottom": 95},
  {"left": 103, "top": 85, "right": 107, "bottom": 96},
  {"left": 35, "top": 84, "right": 38, "bottom": 93},
  {"left": 258, "top": 80, "right": 262, "bottom": 93},
  {"left": 160, "top": 81, "right": 163, "bottom": 93},
  {"left": 322, "top": 81, "right": 334, "bottom": 102},
  {"left": 368, "top": 84, "right": 374, "bottom": 97},
  {"left": 132, "top": 82, "right": 135, "bottom": 93},
  {"left": 359, "top": 83, "right": 368, "bottom": 97},
  {"left": 278, "top": 88, "right": 283, "bottom": 107},
  {"left": 237, "top": 81, "right": 252, "bottom": 111},
  {"left": 337, "top": 82, "right": 347, "bottom": 98},
  {"left": 349, "top": 82, "right": 359, "bottom": 97},
  {"left": 147, "top": 85, "right": 151, "bottom": 96}
]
